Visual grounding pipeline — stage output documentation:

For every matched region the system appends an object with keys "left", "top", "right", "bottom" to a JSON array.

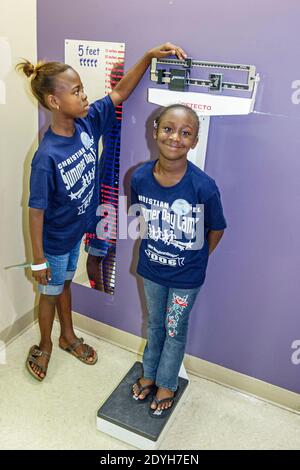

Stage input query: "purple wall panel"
[{"left": 38, "top": 0, "right": 300, "bottom": 393}]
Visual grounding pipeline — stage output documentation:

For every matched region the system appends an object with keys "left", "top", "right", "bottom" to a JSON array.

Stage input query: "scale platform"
[{"left": 97, "top": 361, "right": 189, "bottom": 449}]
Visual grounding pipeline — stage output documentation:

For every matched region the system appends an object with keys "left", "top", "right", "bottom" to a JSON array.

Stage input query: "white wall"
[{"left": 0, "top": 0, "right": 38, "bottom": 337}]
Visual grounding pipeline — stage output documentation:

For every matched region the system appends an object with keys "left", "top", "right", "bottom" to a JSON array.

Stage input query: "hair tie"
[{"left": 31, "top": 61, "right": 45, "bottom": 80}]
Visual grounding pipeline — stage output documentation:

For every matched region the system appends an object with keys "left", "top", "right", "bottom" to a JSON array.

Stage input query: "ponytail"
[{"left": 16, "top": 59, "right": 72, "bottom": 109}]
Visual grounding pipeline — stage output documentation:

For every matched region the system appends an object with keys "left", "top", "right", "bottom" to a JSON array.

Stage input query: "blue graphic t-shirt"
[
  {"left": 29, "top": 95, "right": 115, "bottom": 254},
  {"left": 131, "top": 160, "right": 227, "bottom": 289}
]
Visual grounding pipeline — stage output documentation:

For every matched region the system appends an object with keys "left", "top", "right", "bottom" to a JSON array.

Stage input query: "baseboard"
[
  {"left": 72, "top": 311, "right": 146, "bottom": 356},
  {"left": 72, "top": 310, "right": 300, "bottom": 414},
  {"left": 0, "top": 307, "right": 37, "bottom": 346},
  {"left": 183, "top": 355, "right": 300, "bottom": 414}
]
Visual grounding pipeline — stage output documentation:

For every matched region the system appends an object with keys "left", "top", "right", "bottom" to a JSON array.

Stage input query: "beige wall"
[{"left": 0, "top": 0, "right": 38, "bottom": 339}]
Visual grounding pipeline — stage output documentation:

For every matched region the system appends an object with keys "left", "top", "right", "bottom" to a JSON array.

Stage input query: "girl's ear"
[
  {"left": 46, "top": 94, "right": 59, "bottom": 111},
  {"left": 191, "top": 135, "right": 199, "bottom": 149},
  {"left": 153, "top": 119, "right": 158, "bottom": 140}
]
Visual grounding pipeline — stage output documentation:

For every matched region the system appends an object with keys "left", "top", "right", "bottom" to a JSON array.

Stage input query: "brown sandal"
[
  {"left": 59, "top": 337, "right": 98, "bottom": 365},
  {"left": 26, "top": 345, "right": 51, "bottom": 382}
]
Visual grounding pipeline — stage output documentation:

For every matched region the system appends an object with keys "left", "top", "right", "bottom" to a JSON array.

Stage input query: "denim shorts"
[
  {"left": 84, "top": 240, "right": 109, "bottom": 257},
  {"left": 84, "top": 235, "right": 116, "bottom": 258},
  {"left": 38, "top": 239, "right": 81, "bottom": 296}
]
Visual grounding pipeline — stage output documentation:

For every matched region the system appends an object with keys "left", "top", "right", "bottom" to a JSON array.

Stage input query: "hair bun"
[
  {"left": 22, "top": 60, "right": 35, "bottom": 78},
  {"left": 16, "top": 59, "right": 45, "bottom": 79}
]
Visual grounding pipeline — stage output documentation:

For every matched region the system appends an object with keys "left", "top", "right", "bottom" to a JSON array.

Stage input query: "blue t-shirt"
[
  {"left": 29, "top": 95, "right": 116, "bottom": 255},
  {"left": 131, "top": 160, "right": 227, "bottom": 289}
]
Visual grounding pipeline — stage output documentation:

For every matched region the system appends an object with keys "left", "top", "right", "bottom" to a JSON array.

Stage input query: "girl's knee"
[{"left": 40, "top": 293, "right": 57, "bottom": 305}]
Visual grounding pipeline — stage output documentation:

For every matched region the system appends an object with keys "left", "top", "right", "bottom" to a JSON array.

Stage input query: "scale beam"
[{"left": 150, "top": 57, "right": 258, "bottom": 94}]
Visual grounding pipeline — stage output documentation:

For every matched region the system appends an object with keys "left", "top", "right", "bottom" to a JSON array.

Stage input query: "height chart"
[{"left": 65, "top": 40, "right": 125, "bottom": 294}]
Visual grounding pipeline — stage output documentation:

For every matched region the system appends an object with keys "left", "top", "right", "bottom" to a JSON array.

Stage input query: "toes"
[
  {"left": 89, "top": 351, "right": 96, "bottom": 361},
  {"left": 132, "top": 384, "right": 142, "bottom": 397},
  {"left": 133, "top": 389, "right": 145, "bottom": 399},
  {"left": 30, "top": 361, "right": 44, "bottom": 378},
  {"left": 158, "top": 403, "right": 170, "bottom": 411},
  {"left": 85, "top": 347, "right": 96, "bottom": 362},
  {"left": 151, "top": 399, "right": 172, "bottom": 411}
]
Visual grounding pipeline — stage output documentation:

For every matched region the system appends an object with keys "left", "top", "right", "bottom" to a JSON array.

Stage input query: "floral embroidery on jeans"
[{"left": 167, "top": 294, "right": 189, "bottom": 337}]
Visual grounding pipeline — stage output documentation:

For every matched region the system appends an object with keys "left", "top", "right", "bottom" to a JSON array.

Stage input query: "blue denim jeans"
[{"left": 142, "top": 277, "right": 201, "bottom": 392}]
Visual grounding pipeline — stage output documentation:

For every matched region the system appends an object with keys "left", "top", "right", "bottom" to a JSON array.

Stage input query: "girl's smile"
[{"left": 154, "top": 108, "right": 199, "bottom": 161}]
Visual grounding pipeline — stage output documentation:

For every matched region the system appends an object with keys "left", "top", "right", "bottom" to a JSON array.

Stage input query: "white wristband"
[{"left": 31, "top": 262, "right": 49, "bottom": 271}]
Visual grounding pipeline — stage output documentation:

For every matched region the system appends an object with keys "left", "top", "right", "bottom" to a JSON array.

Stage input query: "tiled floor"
[{"left": 0, "top": 322, "right": 300, "bottom": 450}]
